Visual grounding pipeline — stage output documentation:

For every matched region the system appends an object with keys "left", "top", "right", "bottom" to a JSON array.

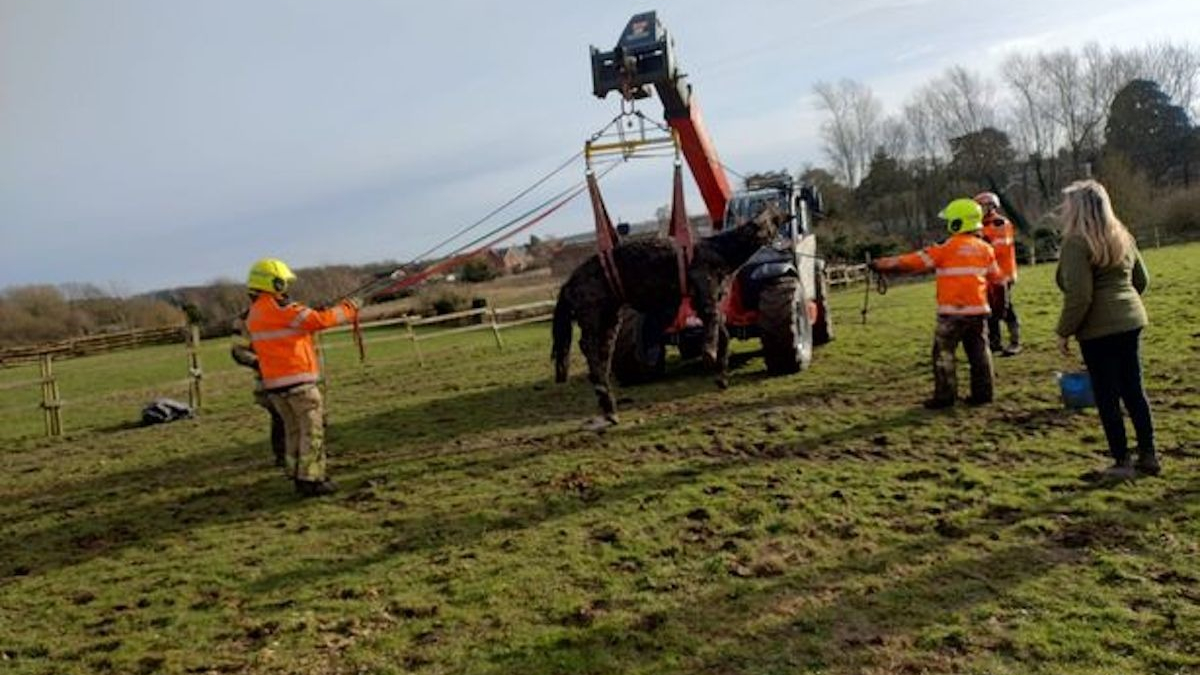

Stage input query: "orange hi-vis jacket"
[
  {"left": 981, "top": 215, "right": 1018, "bottom": 282},
  {"left": 875, "top": 233, "right": 1003, "bottom": 316},
  {"left": 246, "top": 294, "right": 359, "bottom": 390}
]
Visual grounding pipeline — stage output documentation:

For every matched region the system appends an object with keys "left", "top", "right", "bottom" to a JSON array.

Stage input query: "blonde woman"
[{"left": 1055, "top": 180, "right": 1157, "bottom": 479}]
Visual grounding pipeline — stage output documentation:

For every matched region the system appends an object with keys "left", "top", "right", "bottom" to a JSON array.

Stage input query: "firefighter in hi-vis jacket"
[
  {"left": 871, "top": 198, "right": 1003, "bottom": 409},
  {"left": 976, "top": 191, "right": 1021, "bottom": 356},
  {"left": 244, "top": 258, "right": 360, "bottom": 497}
]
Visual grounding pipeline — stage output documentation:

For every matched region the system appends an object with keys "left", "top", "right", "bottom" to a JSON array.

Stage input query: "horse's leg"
[
  {"left": 688, "top": 270, "right": 723, "bottom": 368},
  {"left": 580, "top": 307, "right": 620, "bottom": 423},
  {"left": 596, "top": 307, "right": 620, "bottom": 421},
  {"left": 715, "top": 323, "right": 731, "bottom": 389}
]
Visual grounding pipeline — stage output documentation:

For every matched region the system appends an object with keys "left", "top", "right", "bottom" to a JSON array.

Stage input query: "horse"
[{"left": 551, "top": 207, "right": 783, "bottom": 424}]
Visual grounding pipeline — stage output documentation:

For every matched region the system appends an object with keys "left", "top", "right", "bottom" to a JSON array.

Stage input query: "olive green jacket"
[{"left": 1055, "top": 235, "right": 1149, "bottom": 341}]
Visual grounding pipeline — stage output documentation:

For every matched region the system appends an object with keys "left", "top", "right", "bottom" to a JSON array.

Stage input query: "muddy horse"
[{"left": 552, "top": 208, "right": 782, "bottom": 423}]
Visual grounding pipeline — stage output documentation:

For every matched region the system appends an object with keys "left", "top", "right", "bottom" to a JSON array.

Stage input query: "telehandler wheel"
[
  {"left": 758, "top": 275, "right": 812, "bottom": 375},
  {"left": 676, "top": 329, "right": 706, "bottom": 361},
  {"left": 612, "top": 307, "right": 666, "bottom": 386}
]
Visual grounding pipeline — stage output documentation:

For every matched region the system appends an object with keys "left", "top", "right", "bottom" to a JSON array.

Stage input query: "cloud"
[{"left": 3, "top": 0, "right": 1198, "bottom": 291}]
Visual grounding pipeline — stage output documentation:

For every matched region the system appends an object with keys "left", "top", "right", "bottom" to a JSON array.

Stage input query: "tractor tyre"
[
  {"left": 612, "top": 307, "right": 666, "bottom": 386},
  {"left": 676, "top": 329, "right": 706, "bottom": 361},
  {"left": 758, "top": 275, "right": 812, "bottom": 375},
  {"left": 813, "top": 260, "right": 834, "bottom": 346}
]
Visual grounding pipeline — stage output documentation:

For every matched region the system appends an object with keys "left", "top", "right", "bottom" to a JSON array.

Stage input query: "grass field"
[{"left": 2, "top": 244, "right": 1198, "bottom": 675}]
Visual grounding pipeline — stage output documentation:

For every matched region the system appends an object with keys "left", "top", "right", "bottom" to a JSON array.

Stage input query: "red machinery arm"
[{"left": 590, "top": 11, "right": 733, "bottom": 228}]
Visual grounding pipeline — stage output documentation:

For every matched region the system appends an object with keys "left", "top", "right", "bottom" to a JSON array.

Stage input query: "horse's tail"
[{"left": 551, "top": 286, "right": 574, "bottom": 383}]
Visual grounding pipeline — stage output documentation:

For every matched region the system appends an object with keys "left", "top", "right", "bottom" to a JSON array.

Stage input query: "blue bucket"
[{"left": 1056, "top": 371, "right": 1095, "bottom": 409}]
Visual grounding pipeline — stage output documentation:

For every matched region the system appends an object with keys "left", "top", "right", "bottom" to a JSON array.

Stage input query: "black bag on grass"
[{"left": 140, "top": 398, "right": 194, "bottom": 426}]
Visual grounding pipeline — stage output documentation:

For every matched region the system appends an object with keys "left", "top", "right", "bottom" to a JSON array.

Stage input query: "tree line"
[
  {"left": 0, "top": 249, "right": 550, "bottom": 348},
  {"left": 6, "top": 42, "right": 1198, "bottom": 349},
  {"left": 809, "top": 41, "right": 1200, "bottom": 262},
  {"left": 0, "top": 264, "right": 384, "bottom": 349}
]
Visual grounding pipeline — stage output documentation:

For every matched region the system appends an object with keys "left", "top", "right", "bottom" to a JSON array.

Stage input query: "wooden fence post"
[
  {"left": 186, "top": 324, "right": 203, "bottom": 411},
  {"left": 39, "top": 353, "right": 63, "bottom": 437},
  {"left": 407, "top": 322, "right": 425, "bottom": 366},
  {"left": 489, "top": 301, "right": 505, "bottom": 351}
]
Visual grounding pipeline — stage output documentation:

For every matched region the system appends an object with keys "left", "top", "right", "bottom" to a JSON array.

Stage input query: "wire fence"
[
  {"left": 0, "top": 263, "right": 908, "bottom": 443},
  {"left": 0, "top": 325, "right": 188, "bottom": 366},
  {"left": 0, "top": 300, "right": 555, "bottom": 442}
]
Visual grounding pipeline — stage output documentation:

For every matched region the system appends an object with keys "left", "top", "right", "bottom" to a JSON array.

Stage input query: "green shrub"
[
  {"left": 1154, "top": 186, "right": 1200, "bottom": 244},
  {"left": 458, "top": 259, "right": 500, "bottom": 283},
  {"left": 430, "top": 293, "right": 466, "bottom": 316}
]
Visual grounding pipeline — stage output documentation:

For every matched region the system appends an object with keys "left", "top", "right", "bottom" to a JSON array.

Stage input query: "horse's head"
[
  {"left": 745, "top": 203, "right": 789, "bottom": 246},
  {"left": 705, "top": 203, "right": 787, "bottom": 266}
]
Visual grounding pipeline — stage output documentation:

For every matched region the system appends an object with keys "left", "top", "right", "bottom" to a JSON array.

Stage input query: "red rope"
[
  {"left": 371, "top": 180, "right": 591, "bottom": 300},
  {"left": 352, "top": 313, "right": 365, "bottom": 362}
]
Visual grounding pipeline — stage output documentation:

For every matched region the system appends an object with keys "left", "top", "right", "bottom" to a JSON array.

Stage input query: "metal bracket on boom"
[
  {"left": 588, "top": 11, "right": 732, "bottom": 227},
  {"left": 589, "top": 11, "right": 690, "bottom": 115},
  {"left": 584, "top": 109, "right": 678, "bottom": 169}
]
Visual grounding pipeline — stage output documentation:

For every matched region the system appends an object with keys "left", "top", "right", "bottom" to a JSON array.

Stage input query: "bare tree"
[
  {"left": 877, "top": 114, "right": 910, "bottom": 161},
  {"left": 903, "top": 96, "right": 942, "bottom": 166},
  {"left": 1002, "top": 53, "right": 1062, "bottom": 202},
  {"left": 1002, "top": 54, "right": 1056, "bottom": 155},
  {"left": 813, "top": 79, "right": 882, "bottom": 187},
  {"left": 1141, "top": 42, "right": 1200, "bottom": 117},
  {"left": 919, "top": 66, "right": 997, "bottom": 143},
  {"left": 1038, "top": 49, "right": 1104, "bottom": 172}
]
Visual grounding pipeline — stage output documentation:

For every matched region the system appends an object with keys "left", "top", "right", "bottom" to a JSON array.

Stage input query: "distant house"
[
  {"left": 497, "top": 246, "right": 531, "bottom": 273},
  {"left": 477, "top": 246, "right": 531, "bottom": 275}
]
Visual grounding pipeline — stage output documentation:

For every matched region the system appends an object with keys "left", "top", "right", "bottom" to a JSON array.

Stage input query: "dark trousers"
[
  {"left": 1078, "top": 328, "right": 1155, "bottom": 460},
  {"left": 932, "top": 315, "right": 994, "bottom": 404},
  {"left": 987, "top": 282, "right": 1020, "bottom": 350}
]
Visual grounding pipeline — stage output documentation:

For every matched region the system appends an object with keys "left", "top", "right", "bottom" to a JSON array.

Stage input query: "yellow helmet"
[
  {"left": 939, "top": 198, "right": 983, "bottom": 234},
  {"left": 246, "top": 258, "right": 296, "bottom": 294}
]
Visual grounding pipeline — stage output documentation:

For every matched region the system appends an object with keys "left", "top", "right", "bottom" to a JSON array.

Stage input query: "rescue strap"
[
  {"left": 667, "top": 162, "right": 694, "bottom": 293},
  {"left": 586, "top": 170, "right": 626, "bottom": 301},
  {"left": 352, "top": 313, "right": 365, "bottom": 362},
  {"left": 586, "top": 160, "right": 695, "bottom": 301}
]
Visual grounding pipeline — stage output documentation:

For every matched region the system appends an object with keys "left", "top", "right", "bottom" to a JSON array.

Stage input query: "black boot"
[
  {"left": 1100, "top": 454, "right": 1136, "bottom": 481},
  {"left": 1135, "top": 448, "right": 1161, "bottom": 476},
  {"left": 295, "top": 478, "right": 338, "bottom": 497},
  {"left": 1004, "top": 323, "right": 1021, "bottom": 356}
]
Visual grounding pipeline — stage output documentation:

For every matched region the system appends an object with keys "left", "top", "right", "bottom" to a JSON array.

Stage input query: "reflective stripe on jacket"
[
  {"left": 246, "top": 294, "right": 358, "bottom": 390},
  {"left": 981, "top": 216, "right": 1018, "bottom": 282},
  {"left": 875, "top": 233, "right": 1002, "bottom": 316}
]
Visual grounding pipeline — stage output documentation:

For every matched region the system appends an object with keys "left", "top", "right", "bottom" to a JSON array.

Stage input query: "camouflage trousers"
[
  {"left": 267, "top": 383, "right": 327, "bottom": 482},
  {"left": 931, "top": 315, "right": 994, "bottom": 405},
  {"left": 253, "top": 389, "right": 286, "bottom": 466}
]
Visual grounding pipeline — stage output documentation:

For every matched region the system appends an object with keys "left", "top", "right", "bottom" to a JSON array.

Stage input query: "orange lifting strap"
[
  {"left": 667, "top": 162, "right": 700, "bottom": 330},
  {"left": 587, "top": 163, "right": 693, "bottom": 304},
  {"left": 667, "top": 162, "right": 693, "bottom": 290},
  {"left": 587, "top": 170, "right": 626, "bottom": 300}
]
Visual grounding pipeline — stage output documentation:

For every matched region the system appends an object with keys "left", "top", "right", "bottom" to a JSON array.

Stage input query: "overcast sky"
[{"left": 2, "top": 0, "right": 1196, "bottom": 293}]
